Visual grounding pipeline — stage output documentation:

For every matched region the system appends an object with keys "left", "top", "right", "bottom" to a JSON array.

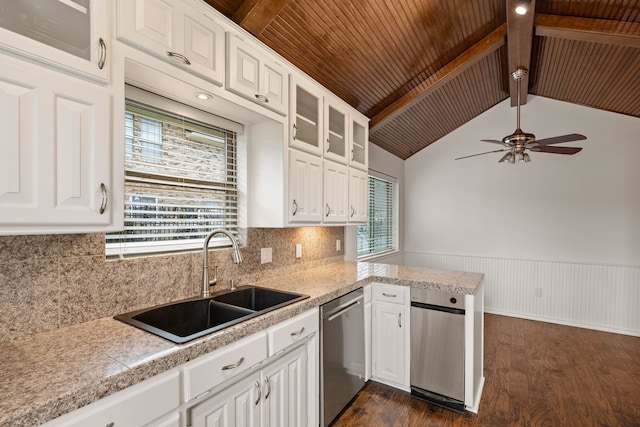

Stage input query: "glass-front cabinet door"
[
  {"left": 350, "top": 114, "right": 369, "bottom": 170},
  {"left": 324, "top": 97, "right": 349, "bottom": 164},
  {"left": 290, "top": 75, "right": 323, "bottom": 156},
  {"left": 0, "top": 0, "right": 108, "bottom": 81}
]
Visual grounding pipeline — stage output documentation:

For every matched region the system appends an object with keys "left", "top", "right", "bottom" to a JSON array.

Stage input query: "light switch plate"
[
  {"left": 261, "top": 247, "right": 272, "bottom": 264},
  {"left": 336, "top": 239, "right": 341, "bottom": 251}
]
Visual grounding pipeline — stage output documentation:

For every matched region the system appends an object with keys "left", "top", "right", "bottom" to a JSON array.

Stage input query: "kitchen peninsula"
[{"left": 0, "top": 261, "right": 483, "bottom": 427}]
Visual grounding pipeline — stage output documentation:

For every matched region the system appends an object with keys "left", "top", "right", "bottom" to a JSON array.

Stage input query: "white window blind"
[
  {"left": 106, "top": 97, "right": 238, "bottom": 256},
  {"left": 357, "top": 172, "right": 398, "bottom": 258}
]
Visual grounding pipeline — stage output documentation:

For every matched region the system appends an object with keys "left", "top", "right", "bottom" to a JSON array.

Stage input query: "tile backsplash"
[{"left": 0, "top": 227, "right": 344, "bottom": 343}]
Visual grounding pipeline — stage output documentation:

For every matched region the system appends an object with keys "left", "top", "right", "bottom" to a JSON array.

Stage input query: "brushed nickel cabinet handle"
[
  {"left": 325, "top": 203, "right": 330, "bottom": 217},
  {"left": 264, "top": 376, "right": 271, "bottom": 399},
  {"left": 292, "top": 199, "right": 298, "bottom": 216},
  {"left": 255, "top": 381, "right": 261, "bottom": 405},
  {"left": 292, "top": 123, "right": 298, "bottom": 140},
  {"left": 290, "top": 326, "right": 305, "bottom": 337},
  {"left": 398, "top": 312, "right": 402, "bottom": 328},
  {"left": 221, "top": 357, "right": 244, "bottom": 371},
  {"left": 326, "top": 138, "right": 331, "bottom": 152},
  {"left": 382, "top": 292, "right": 397, "bottom": 298},
  {"left": 255, "top": 94, "right": 269, "bottom": 103},
  {"left": 99, "top": 183, "right": 108, "bottom": 214},
  {"left": 98, "top": 38, "right": 106, "bottom": 70},
  {"left": 166, "top": 51, "right": 191, "bottom": 65},
  {"left": 350, "top": 206, "right": 356, "bottom": 217}
]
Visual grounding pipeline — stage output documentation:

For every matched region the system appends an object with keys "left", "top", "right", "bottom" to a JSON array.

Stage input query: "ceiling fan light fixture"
[
  {"left": 515, "top": 0, "right": 530, "bottom": 15},
  {"left": 523, "top": 152, "right": 531, "bottom": 162}
]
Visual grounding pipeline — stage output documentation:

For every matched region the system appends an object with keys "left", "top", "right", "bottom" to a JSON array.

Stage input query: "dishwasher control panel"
[{"left": 410, "top": 288, "right": 465, "bottom": 310}]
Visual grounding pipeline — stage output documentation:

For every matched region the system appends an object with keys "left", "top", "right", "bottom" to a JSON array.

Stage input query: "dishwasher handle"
[
  {"left": 325, "top": 297, "right": 363, "bottom": 321},
  {"left": 411, "top": 301, "right": 465, "bottom": 315}
]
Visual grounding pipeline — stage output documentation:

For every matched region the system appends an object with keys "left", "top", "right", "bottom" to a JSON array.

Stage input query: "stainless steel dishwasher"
[
  {"left": 320, "top": 288, "right": 365, "bottom": 427},
  {"left": 410, "top": 287, "right": 466, "bottom": 412}
]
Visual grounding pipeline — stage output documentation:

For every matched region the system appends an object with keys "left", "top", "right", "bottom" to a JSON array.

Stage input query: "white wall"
[
  {"left": 345, "top": 143, "right": 405, "bottom": 264},
  {"left": 404, "top": 95, "right": 640, "bottom": 335}
]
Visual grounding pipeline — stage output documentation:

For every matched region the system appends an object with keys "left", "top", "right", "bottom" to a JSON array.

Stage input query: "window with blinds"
[
  {"left": 106, "top": 99, "right": 238, "bottom": 256},
  {"left": 357, "top": 174, "right": 398, "bottom": 258}
]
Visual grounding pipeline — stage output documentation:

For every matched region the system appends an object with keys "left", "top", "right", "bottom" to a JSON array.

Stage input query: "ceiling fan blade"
[
  {"left": 532, "top": 134, "right": 587, "bottom": 146},
  {"left": 530, "top": 146, "right": 583, "bottom": 155},
  {"left": 454, "top": 149, "right": 507, "bottom": 160},
  {"left": 480, "top": 139, "right": 505, "bottom": 145}
]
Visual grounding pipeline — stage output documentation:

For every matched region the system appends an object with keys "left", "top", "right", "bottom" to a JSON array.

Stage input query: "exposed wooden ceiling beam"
[
  {"left": 535, "top": 14, "right": 640, "bottom": 49},
  {"left": 232, "top": 0, "right": 290, "bottom": 36},
  {"left": 370, "top": 24, "right": 507, "bottom": 133},
  {"left": 506, "top": 0, "right": 536, "bottom": 107}
]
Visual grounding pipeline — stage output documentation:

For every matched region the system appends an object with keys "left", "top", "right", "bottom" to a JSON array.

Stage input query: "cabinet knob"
[{"left": 166, "top": 51, "right": 191, "bottom": 65}]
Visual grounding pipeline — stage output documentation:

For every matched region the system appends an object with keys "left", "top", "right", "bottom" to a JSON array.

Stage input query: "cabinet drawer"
[
  {"left": 183, "top": 332, "right": 267, "bottom": 402},
  {"left": 43, "top": 370, "right": 180, "bottom": 427},
  {"left": 268, "top": 308, "right": 319, "bottom": 356},
  {"left": 372, "top": 284, "right": 406, "bottom": 305}
]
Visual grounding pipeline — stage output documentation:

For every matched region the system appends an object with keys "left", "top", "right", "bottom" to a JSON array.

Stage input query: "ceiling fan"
[{"left": 455, "top": 66, "right": 586, "bottom": 163}]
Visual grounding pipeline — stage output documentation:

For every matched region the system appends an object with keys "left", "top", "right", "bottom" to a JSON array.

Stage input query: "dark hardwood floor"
[{"left": 332, "top": 314, "right": 640, "bottom": 427}]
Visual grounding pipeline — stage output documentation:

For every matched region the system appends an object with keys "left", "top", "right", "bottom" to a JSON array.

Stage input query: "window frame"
[
  {"left": 106, "top": 87, "right": 242, "bottom": 257},
  {"left": 357, "top": 170, "right": 399, "bottom": 260}
]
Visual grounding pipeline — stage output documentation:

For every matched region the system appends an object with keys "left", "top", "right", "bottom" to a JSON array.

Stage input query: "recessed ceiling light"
[
  {"left": 195, "top": 92, "right": 211, "bottom": 100},
  {"left": 515, "top": 0, "right": 529, "bottom": 15}
]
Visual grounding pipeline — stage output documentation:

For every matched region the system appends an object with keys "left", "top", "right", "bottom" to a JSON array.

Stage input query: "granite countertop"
[{"left": 0, "top": 261, "right": 483, "bottom": 427}]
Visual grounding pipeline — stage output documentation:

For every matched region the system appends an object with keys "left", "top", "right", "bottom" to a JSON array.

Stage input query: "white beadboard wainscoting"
[{"left": 405, "top": 252, "right": 640, "bottom": 337}]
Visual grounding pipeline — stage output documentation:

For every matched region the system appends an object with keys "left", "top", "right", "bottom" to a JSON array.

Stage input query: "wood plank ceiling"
[{"left": 204, "top": 0, "right": 640, "bottom": 160}]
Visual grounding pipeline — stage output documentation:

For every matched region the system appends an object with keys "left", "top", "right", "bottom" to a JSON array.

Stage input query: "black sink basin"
[
  {"left": 115, "top": 286, "right": 308, "bottom": 344},
  {"left": 213, "top": 286, "right": 307, "bottom": 311}
]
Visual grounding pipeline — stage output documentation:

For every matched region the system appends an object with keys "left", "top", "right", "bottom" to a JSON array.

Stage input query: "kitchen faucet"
[{"left": 202, "top": 229, "right": 243, "bottom": 298}]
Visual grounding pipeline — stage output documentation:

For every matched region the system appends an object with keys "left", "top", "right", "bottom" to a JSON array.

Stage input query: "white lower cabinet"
[
  {"left": 41, "top": 370, "right": 181, "bottom": 427},
  {"left": 371, "top": 283, "right": 410, "bottom": 389},
  {"left": 189, "top": 339, "right": 308, "bottom": 427}
]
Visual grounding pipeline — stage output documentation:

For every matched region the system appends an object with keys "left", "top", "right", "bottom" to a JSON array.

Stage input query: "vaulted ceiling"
[{"left": 204, "top": 0, "right": 640, "bottom": 160}]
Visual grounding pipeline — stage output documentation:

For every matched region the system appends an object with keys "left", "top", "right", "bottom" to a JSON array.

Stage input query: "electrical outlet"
[
  {"left": 535, "top": 288, "right": 542, "bottom": 298},
  {"left": 295, "top": 243, "right": 302, "bottom": 258},
  {"left": 336, "top": 239, "right": 341, "bottom": 251},
  {"left": 260, "top": 247, "right": 272, "bottom": 264}
]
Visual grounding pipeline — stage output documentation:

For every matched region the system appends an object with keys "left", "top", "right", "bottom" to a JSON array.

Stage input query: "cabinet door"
[
  {"left": 0, "top": 56, "right": 113, "bottom": 233},
  {"left": 372, "top": 302, "right": 406, "bottom": 386},
  {"left": 323, "top": 161, "right": 348, "bottom": 223},
  {"left": 117, "top": 0, "right": 178, "bottom": 54},
  {"left": 262, "top": 344, "right": 307, "bottom": 427},
  {"left": 350, "top": 114, "right": 369, "bottom": 170},
  {"left": 190, "top": 373, "right": 261, "bottom": 427},
  {"left": 290, "top": 76, "right": 323, "bottom": 156},
  {"left": 288, "top": 149, "right": 322, "bottom": 223},
  {"left": 348, "top": 168, "right": 368, "bottom": 223},
  {"left": 0, "top": 0, "right": 108, "bottom": 82},
  {"left": 324, "top": 98, "right": 349, "bottom": 164},
  {"left": 262, "top": 60, "right": 288, "bottom": 115},
  {"left": 182, "top": 9, "right": 225, "bottom": 86}
]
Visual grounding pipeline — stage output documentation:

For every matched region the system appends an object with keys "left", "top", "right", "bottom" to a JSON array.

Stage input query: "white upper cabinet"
[
  {"left": 0, "top": 0, "right": 109, "bottom": 82},
  {"left": 117, "top": 0, "right": 225, "bottom": 86},
  {"left": 288, "top": 149, "right": 323, "bottom": 223},
  {"left": 323, "top": 161, "right": 349, "bottom": 223},
  {"left": 350, "top": 113, "right": 369, "bottom": 171},
  {"left": 227, "top": 34, "right": 288, "bottom": 115},
  {"left": 290, "top": 75, "right": 324, "bottom": 156},
  {"left": 0, "top": 54, "right": 117, "bottom": 235},
  {"left": 324, "top": 97, "right": 349, "bottom": 164},
  {"left": 348, "top": 168, "right": 368, "bottom": 224}
]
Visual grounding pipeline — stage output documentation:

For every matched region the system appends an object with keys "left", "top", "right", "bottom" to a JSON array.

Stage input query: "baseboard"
[
  {"left": 465, "top": 376, "right": 484, "bottom": 414},
  {"left": 485, "top": 309, "right": 640, "bottom": 337}
]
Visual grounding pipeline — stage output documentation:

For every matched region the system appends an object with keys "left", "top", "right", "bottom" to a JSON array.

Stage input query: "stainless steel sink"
[{"left": 115, "top": 286, "right": 308, "bottom": 344}]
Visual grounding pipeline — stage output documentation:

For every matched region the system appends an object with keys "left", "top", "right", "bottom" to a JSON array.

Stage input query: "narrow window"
[{"left": 357, "top": 174, "right": 398, "bottom": 258}]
